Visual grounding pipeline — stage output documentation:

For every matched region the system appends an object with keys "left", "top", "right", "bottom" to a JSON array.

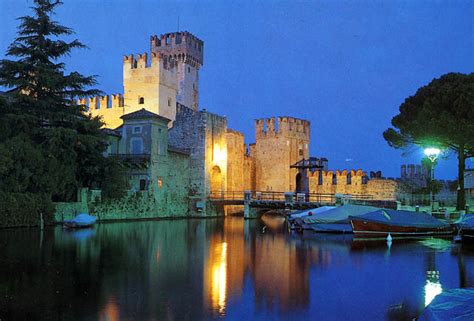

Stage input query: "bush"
[{"left": 0, "top": 192, "right": 54, "bottom": 228}]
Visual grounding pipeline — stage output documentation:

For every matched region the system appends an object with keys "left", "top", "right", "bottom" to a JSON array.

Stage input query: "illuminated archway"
[{"left": 211, "top": 165, "right": 223, "bottom": 192}]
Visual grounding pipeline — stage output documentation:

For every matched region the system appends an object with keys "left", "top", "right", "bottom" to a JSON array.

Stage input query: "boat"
[
  {"left": 63, "top": 213, "right": 97, "bottom": 228},
  {"left": 458, "top": 214, "right": 474, "bottom": 242},
  {"left": 293, "top": 204, "right": 380, "bottom": 233},
  {"left": 349, "top": 209, "right": 453, "bottom": 238},
  {"left": 416, "top": 288, "right": 474, "bottom": 320}
]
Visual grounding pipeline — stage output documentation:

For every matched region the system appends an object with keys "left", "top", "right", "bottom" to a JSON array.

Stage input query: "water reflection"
[
  {"left": 0, "top": 218, "right": 474, "bottom": 320},
  {"left": 424, "top": 271, "right": 442, "bottom": 306}
]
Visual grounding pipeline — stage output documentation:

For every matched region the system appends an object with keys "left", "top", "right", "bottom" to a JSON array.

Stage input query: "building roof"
[
  {"left": 291, "top": 157, "right": 326, "bottom": 169},
  {"left": 121, "top": 108, "right": 171, "bottom": 122},
  {"left": 101, "top": 128, "right": 122, "bottom": 137}
]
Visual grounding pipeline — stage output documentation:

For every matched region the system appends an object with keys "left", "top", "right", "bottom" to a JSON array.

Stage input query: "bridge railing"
[{"left": 208, "top": 191, "right": 363, "bottom": 204}]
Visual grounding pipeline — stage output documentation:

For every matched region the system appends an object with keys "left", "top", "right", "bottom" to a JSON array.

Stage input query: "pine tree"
[
  {"left": 0, "top": 1, "right": 125, "bottom": 226},
  {"left": 0, "top": 0, "right": 100, "bottom": 118}
]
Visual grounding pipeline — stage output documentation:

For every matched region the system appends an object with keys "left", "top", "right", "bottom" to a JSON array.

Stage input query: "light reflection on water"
[{"left": 0, "top": 217, "right": 474, "bottom": 321}]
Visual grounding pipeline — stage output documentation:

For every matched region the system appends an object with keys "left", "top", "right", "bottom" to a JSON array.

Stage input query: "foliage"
[
  {"left": 0, "top": 192, "right": 54, "bottom": 228},
  {"left": 384, "top": 73, "right": 474, "bottom": 210},
  {"left": 0, "top": 0, "right": 126, "bottom": 227}
]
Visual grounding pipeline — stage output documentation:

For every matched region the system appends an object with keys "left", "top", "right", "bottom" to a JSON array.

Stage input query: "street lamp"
[{"left": 424, "top": 148, "right": 441, "bottom": 214}]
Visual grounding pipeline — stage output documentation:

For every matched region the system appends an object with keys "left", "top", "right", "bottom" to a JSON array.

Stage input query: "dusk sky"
[{"left": 1, "top": 0, "right": 472, "bottom": 179}]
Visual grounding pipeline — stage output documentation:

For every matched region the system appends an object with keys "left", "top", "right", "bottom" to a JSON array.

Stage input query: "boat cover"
[
  {"left": 308, "top": 223, "right": 353, "bottom": 233},
  {"left": 301, "top": 205, "right": 379, "bottom": 225},
  {"left": 417, "top": 288, "right": 474, "bottom": 321},
  {"left": 289, "top": 206, "right": 335, "bottom": 220},
  {"left": 459, "top": 214, "right": 474, "bottom": 229},
  {"left": 351, "top": 209, "right": 450, "bottom": 228},
  {"left": 67, "top": 213, "right": 97, "bottom": 225}
]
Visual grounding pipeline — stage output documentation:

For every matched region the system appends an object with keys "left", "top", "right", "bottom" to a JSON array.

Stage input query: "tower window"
[
  {"left": 166, "top": 36, "right": 170, "bottom": 45},
  {"left": 188, "top": 67, "right": 190, "bottom": 73},
  {"left": 133, "top": 126, "right": 142, "bottom": 134},
  {"left": 167, "top": 98, "right": 171, "bottom": 107},
  {"left": 139, "top": 97, "right": 144, "bottom": 104}
]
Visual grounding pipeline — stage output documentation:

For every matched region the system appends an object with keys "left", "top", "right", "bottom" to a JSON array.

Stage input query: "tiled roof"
[{"left": 121, "top": 108, "right": 171, "bottom": 122}]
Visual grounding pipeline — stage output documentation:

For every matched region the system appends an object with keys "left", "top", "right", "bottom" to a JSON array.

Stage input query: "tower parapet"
[
  {"left": 151, "top": 31, "right": 203, "bottom": 67},
  {"left": 254, "top": 116, "right": 310, "bottom": 140},
  {"left": 151, "top": 31, "right": 203, "bottom": 111},
  {"left": 123, "top": 52, "right": 169, "bottom": 70}
]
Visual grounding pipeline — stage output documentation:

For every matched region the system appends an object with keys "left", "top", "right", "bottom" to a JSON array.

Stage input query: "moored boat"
[
  {"left": 458, "top": 214, "right": 474, "bottom": 242},
  {"left": 350, "top": 209, "right": 453, "bottom": 238},
  {"left": 294, "top": 204, "right": 379, "bottom": 233},
  {"left": 63, "top": 213, "right": 97, "bottom": 228},
  {"left": 416, "top": 288, "right": 474, "bottom": 320}
]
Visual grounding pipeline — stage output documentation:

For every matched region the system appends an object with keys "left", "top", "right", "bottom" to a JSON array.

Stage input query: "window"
[
  {"left": 139, "top": 179, "right": 146, "bottom": 191},
  {"left": 299, "top": 149, "right": 303, "bottom": 156},
  {"left": 131, "top": 138, "right": 143, "bottom": 154},
  {"left": 157, "top": 178, "right": 163, "bottom": 188},
  {"left": 188, "top": 67, "right": 190, "bottom": 73},
  {"left": 139, "top": 97, "right": 144, "bottom": 104},
  {"left": 193, "top": 83, "right": 195, "bottom": 90},
  {"left": 133, "top": 126, "right": 142, "bottom": 134},
  {"left": 166, "top": 36, "right": 170, "bottom": 45},
  {"left": 167, "top": 98, "right": 171, "bottom": 107}
]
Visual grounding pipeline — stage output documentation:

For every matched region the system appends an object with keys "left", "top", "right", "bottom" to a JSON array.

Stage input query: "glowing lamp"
[{"left": 424, "top": 148, "right": 441, "bottom": 162}]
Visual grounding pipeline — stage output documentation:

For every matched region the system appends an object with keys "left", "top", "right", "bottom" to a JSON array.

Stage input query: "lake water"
[{"left": 0, "top": 217, "right": 473, "bottom": 321}]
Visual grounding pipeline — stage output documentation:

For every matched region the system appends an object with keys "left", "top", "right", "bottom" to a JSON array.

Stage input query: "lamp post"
[{"left": 424, "top": 148, "right": 441, "bottom": 214}]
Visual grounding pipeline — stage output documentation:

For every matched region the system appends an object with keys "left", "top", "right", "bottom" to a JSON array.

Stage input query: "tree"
[
  {"left": 384, "top": 73, "right": 474, "bottom": 210},
  {"left": 0, "top": 0, "right": 126, "bottom": 225}
]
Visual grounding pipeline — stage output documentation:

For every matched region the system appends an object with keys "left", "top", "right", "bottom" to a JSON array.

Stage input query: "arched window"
[{"left": 139, "top": 97, "right": 144, "bottom": 104}]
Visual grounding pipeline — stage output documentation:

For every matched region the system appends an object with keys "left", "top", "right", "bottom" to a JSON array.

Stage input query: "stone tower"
[
  {"left": 151, "top": 31, "right": 204, "bottom": 111},
  {"left": 254, "top": 117, "right": 310, "bottom": 192},
  {"left": 122, "top": 53, "right": 178, "bottom": 124}
]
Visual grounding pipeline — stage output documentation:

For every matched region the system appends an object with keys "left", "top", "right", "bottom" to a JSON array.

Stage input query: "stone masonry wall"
[
  {"left": 307, "top": 169, "right": 397, "bottom": 201},
  {"left": 226, "top": 129, "right": 245, "bottom": 192},
  {"left": 255, "top": 117, "right": 310, "bottom": 192}
]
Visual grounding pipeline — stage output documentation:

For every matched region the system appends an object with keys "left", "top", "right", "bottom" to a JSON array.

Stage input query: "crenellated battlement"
[
  {"left": 123, "top": 52, "right": 173, "bottom": 70},
  {"left": 151, "top": 31, "right": 204, "bottom": 68},
  {"left": 255, "top": 116, "right": 310, "bottom": 139},
  {"left": 76, "top": 93, "right": 124, "bottom": 111}
]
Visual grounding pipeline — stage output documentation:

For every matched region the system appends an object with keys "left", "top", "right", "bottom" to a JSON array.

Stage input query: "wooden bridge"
[{"left": 208, "top": 191, "right": 385, "bottom": 218}]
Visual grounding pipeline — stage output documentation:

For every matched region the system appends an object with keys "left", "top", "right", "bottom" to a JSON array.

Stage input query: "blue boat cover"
[
  {"left": 289, "top": 206, "right": 335, "bottom": 219},
  {"left": 70, "top": 213, "right": 97, "bottom": 225},
  {"left": 459, "top": 214, "right": 474, "bottom": 229},
  {"left": 352, "top": 209, "right": 450, "bottom": 228},
  {"left": 417, "top": 288, "right": 474, "bottom": 321},
  {"left": 302, "top": 204, "right": 379, "bottom": 225},
  {"left": 309, "top": 223, "right": 353, "bottom": 233}
]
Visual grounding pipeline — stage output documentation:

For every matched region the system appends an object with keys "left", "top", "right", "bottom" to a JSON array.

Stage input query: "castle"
[{"left": 76, "top": 31, "right": 396, "bottom": 217}]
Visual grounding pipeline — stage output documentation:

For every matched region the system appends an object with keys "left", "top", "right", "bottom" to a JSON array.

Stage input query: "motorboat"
[
  {"left": 350, "top": 209, "right": 453, "bottom": 238},
  {"left": 63, "top": 213, "right": 97, "bottom": 228}
]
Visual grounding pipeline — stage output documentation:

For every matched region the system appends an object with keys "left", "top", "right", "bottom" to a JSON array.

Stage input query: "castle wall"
[
  {"left": 244, "top": 147, "right": 256, "bottom": 191},
  {"left": 168, "top": 104, "right": 227, "bottom": 215},
  {"left": 366, "top": 179, "right": 398, "bottom": 201},
  {"left": 255, "top": 117, "right": 310, "bottom": 192},
  {"left": 308, "top": 169, "right": 397, "bottom": 201},
  {"left": 226, "top": 129, "right": 245, "bottom": 192}
]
